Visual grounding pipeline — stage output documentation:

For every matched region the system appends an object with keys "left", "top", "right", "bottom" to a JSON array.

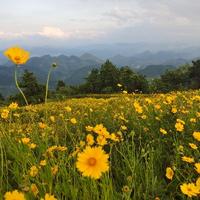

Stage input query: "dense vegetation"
[{"left": 1, "top": 90, "right": 200, "bottom": 199}]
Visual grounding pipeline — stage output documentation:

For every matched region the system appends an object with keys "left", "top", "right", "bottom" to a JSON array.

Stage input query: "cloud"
[
  {"left": 1, "top": 0, "right": 200, "bottom": 46},
  {"left": 0, "top": 26, "right": 106, "bottom": 46},
  {"left": 104, "top": 6, "right": 145, "bottom": 26},
  {"left": 103, "top": 1, "right": 194, "bottom": 28},
  {"left": 38, "top": 26, "right": 69, "bottom": 38},
  {"left": 0, "top": 31, "right": 26, "bottom": 39}
]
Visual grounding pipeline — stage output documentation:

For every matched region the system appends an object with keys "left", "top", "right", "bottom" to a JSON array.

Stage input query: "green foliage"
[
  {"left": 139, "top": 65, "right": 175, "bottom": 78},
  {"left": 150, "top": 64, "right": 191, "bottom": 93},
  {"left": 80, "top": 61, "right": 149, "bottom": 94},
  {"left": 84, "top": 69, "right": 101, "bottom": 93},
  {"left": 9, "top": 70, "right": 45, "bottom": 105},
  {"left": 56, "top": 80, "right": 66, "bottom": 91},
  {"left": 120, "top": 66, "right": 149, "bottom": 93},
  {"left": 188, "top": 60, "right": 200, "bottom": 89},
  {"left": 99, "top": 60, "right": 120, "bottom": 92},
  {"left": 5, "top": 59, "right": 200, "bottom": 104}
]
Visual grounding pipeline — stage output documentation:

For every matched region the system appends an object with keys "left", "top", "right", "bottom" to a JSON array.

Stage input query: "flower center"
[
  {"left": 14, "top": 56, "right": 21, "bottom": 61},
  {"left": 88, "top": 157, "right": 97, "bottom": 166}
]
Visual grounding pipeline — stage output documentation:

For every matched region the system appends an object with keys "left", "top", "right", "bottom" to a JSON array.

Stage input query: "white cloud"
[
  {"left": 1, "top": 0, "right": 200, "bottom": 45},
  {"left": 0, "top": 31, "right": 26, "bottom": 39},
  {"left": 38, "top": 26, "right": 68, "bottom": 38},
  {"left": 0, "top": 26, "right": 105, "bottom": 42}
]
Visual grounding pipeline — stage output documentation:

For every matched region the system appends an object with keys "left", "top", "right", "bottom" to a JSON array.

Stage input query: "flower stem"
[
  {"left": 14, "top": 66, "right": 29, "bottom": 105},
  {"left": 45, "top": 67, "right": 53, "bottom": 104}
]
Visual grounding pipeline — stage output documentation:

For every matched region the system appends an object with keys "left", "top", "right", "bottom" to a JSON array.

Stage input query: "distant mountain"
[
  {"left": 0, "top": 47, "right": 196, "bottom": 97},
  {"left": 67, "top": 65, "right": 97, "bottom": 85},
  {"left": 80, "top": 53, "right": 104, "bottom": 63},
  {"left": 0, "top": 54, "right": 102, "bottom": 96},
  {"left": 162, "top": 58, "right": 190, "bottom": 66},
  {"left": 24, "top": 54, "right": 102, "bottom": 84},
  {"left": 108, "top": 55, "right": 132, "bottom": 67},
  {"left": 138, "top": 65, "right": 176, "bottom": 78},
  {"left": 109, "top": 50, "right": 190, "bottom": 68}
]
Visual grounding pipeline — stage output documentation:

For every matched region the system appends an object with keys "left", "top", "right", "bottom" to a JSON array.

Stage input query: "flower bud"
[{"left": 52, "top": 63, "right": 57, "bottom": 68}]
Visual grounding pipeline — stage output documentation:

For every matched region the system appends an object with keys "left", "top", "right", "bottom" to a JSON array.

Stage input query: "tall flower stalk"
[
  {"left": 4, "top": 46, "right": 30, "bottom": 105},
  {"left": 14, "top": 66, "right": 29, "bottom": 105},
  {"left": 45, "top": 63, "right": 57, "bottom": 103}
]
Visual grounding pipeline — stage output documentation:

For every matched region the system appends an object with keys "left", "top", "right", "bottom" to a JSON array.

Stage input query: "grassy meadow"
[{"left": 0, "top": 91, "right": 200, "bottom": 199}]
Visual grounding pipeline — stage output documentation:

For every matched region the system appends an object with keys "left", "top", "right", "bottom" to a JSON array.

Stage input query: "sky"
[{"left": 1, "top": 0, "right": 200, "bottom": 48}]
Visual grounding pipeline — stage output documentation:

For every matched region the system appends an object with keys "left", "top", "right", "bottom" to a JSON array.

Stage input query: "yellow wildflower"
[
  {"left": 30, "top": 166, "right": 38, "bottom": 177},
  {"left": 133, "top": 101, "right": 143, "bottom": 114},
  {"left": 79, "top": 141, "right": 85, "bottom": 147},
  {"left": 121, "top": 125, "right": 127, "bottom": 131},
  {"left": 70, "top": 118, "right": 77, "bottom": 124},
  {"left": 155, "top": 104, "right": 161, "bottom": 110},
  {"left": 171, "top": 107, "right": 177, "bottom": 113},
  {"left": 30, "top": 184, "right": 39, "bottom": 197},
  {"left": 97, "top": 135, "right": 107, "bottom": 146},
  {"left": 178, "top": 145, "right": 184, "bottom": 152},
  {"left": 86, "top": 134, "right": 94, "bottom": 145},
  {"left": 196, "top": 177, "right": 200, "bottom": 188},
  {"left": 160, "top": 128, "right": 168, "bottom": 135},
  {"left": 190, "top": 118, "right": 197, "bottom": 123},
  {"left": 195, "top": 163, "right": 200, "bottom": 174},
  {"left": 29, "top": 143, "right": 37, "bottom": 149},
  {"left": 193, "top": 131, "right": 200, "bottom": 141},
  {"left": 64, "top": 106, "right": 72, "bottom": 112},
  {"left": 180, "top": 183, "right": 199, "bottom": 197},
  {"left": 93, "top": 124, "right": 110, "bottom": 138},
  {"left": 56, "top": 146, "right": 67, "bottom": 151},
  {"left": 123, "top": 90, "right": 127, "bottom": 94},
  {"left": 39, "top": 122, "right": 46, "bottom": 129},
  {"left": 176, "top": 119, "right": 185, "bottom": 124},
  {"left": 1, "top": 109, "right": 9, "bottom": 119},
  {"left": 50, "top": 116, "right": 55, "bottom": 122},
  {"left": 117, "top": 83, "right": 122, "bottom": 87},
  {"left": 196, "top": 112, "right": 200, "bottom": 118},
  {"left": 189, "top": 143, "right": 198, "bottom": 150},
  {"left": 21, "top": 137, "right": 30, "bottom": 144},
  {"left": 86, "top": 125, "right": 93, "bottom": 132},
  {"left": 175, "top": 122, "right": 184, "bottom": 132},
  {"left": 42, "top": 193, "right": 57, "bottom": 200},
  {"left": 40, "top": 160, "right": 47, "bottom": 166},
  {"left": 109, "top": 133, "right": 119, "bottom": 142},
  {"left": 4, "top": 46, "right": 30, "bottom": 65},
  {"left": 76, "top": 146, "right": 109, "bottom": 179},
  {"left": 181, "top": 156, "right": 194, "bottom": 163},
  {"left": 165, "top": 167, "right": 174, "bottom": 180},
  {"left": 4, "top": 190, "right": 25, "bottom": 200},
  {"left": 51, "top": 165, "right": 59, "bottom": 176},
  {"left": 145, "top": 98, "right": 152, "bottom": 104},
  {"left": 8, "top": 102, "right": 18, "bottom": 109}
]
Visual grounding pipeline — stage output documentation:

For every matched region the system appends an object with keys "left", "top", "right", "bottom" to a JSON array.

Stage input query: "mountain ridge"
[{"left": 0, "top": 49, "right": 196, "bottom": 96}]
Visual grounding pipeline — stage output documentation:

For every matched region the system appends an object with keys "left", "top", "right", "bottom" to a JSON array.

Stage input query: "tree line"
[{"left": 1, "top": 59, "right": 200, "bottom": 105}]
